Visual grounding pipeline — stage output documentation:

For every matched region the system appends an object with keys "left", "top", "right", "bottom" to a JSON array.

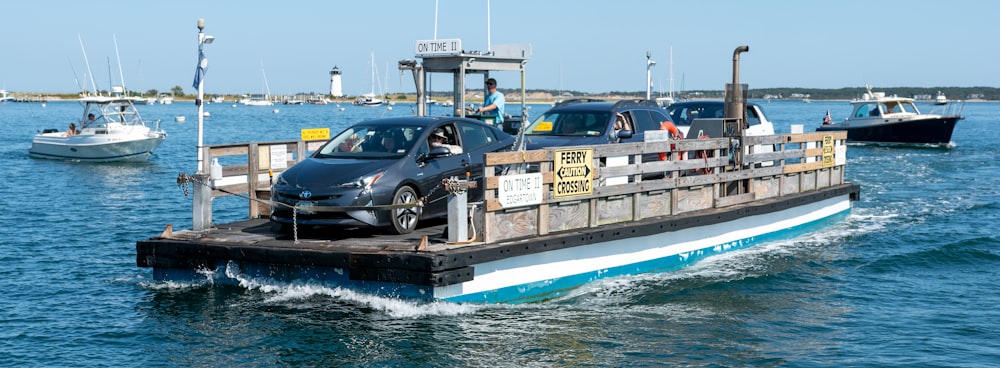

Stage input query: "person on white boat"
[
  {"left": 85, "top": 113, "right": 97, "bottom": 127},
  {"left": 64, "top": 123, "right": 79, "bottom": 136},
  {"left": 477, "top": 78, "right": 505, "bottom": 126},
  {"left": 428, "top": 129, "right": 462, "bottom": 154}
]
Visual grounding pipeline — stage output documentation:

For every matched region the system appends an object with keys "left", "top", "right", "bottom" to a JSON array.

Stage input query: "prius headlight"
[{"left": 337, "top": 171, "right": 384, "bottom": 190}]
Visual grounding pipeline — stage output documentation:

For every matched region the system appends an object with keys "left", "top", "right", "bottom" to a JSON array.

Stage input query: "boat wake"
[
  {"left": 553, "top": 209, "right": 890, "bottom": 307},
  {"left": 138, "top": 263, "right": 487, "bottom": 317}
]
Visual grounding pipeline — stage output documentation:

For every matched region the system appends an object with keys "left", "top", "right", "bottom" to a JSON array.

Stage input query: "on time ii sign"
[
  {"left": 415, "top": 39, "right": 462, "bottom": 56},
  {"left": 553, "top": 148, "right": 593, "bottom": 198}
]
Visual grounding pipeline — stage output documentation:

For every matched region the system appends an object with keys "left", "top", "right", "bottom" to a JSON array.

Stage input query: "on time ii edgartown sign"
[{"left": 497, "top": 173, "right": 543, "bottom": 209}]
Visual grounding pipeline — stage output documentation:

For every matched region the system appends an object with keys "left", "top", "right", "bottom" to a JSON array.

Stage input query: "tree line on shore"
[
  {"left": 16, "top": 85, "right": 1000, "bottom": 102},
  {"left": 597, "top": 86, "right": 999, "bottom": 101}
]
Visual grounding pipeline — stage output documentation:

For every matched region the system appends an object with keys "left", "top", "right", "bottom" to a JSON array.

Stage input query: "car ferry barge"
[{"left": 136, "top": 44, "right": 859, "bottom": 303}]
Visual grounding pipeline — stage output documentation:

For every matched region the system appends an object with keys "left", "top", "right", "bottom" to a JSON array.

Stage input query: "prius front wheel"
[{"left": 390, "top": 185, "right": 420, "bottom": 234}]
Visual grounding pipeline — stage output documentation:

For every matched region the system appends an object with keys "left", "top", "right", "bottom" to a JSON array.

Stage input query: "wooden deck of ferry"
[{"left": 137, "top": 129, "right": 859, "bottom": 289}]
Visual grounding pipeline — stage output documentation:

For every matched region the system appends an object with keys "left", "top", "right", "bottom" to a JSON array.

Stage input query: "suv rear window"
[
  {"left": 668, "top": 103, "right": 762, "bottom": 127},
  {"left": 629, "top": 109, "right": 671, "bottom": 132}
]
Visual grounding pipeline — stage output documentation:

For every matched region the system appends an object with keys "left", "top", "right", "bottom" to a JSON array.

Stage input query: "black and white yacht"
[{"left": 817, "top": 85, "right": 963, "bottom": 145}]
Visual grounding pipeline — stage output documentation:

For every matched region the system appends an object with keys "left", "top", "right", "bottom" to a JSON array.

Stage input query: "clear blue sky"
[{"left": 1, "top": 0, "right": 994, "bottom": 95}]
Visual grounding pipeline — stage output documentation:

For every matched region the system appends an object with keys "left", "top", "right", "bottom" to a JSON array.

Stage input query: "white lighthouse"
[{"left": 329, "top": 66, "right": 343, "bottom": 97}]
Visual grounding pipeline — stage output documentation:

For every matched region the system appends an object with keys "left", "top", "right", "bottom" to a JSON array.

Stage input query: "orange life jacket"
[{"left": 658, "top": 121, "right": 684, "bottom": 161}]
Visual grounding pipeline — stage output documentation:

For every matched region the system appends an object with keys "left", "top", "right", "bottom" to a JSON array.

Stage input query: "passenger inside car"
[
  {"left": 584, "top": 115, "right": 605, "bottom": 134},
  {"left": 560, "top": 115, "right": 585, "bottom": 135},
  {"left": 336, "top": 134, "right": 363, "bottom": 152},
  {"left": 428, "top": 128, "right": 463, "bottom": 153},
  {"left": 684, "top": 109, "right": 697, "bottom": 125},
  {"left": 613, "top": 112, "right": 633, "bottom": 138},
  {"left": 381, "top": 134, "right": 399, "bottom": 153}
]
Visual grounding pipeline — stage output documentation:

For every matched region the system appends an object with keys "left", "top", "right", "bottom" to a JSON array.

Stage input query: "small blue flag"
[{"left": 192, "top": 51, "right": 208, "bottom": 89}]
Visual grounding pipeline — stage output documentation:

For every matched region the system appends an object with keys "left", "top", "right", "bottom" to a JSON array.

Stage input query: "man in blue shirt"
[{"left": 477, "top": 78, "right": 505, "bottom": 126}]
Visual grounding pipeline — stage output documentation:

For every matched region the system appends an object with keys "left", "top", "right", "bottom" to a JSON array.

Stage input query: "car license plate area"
[{"left": 295, "top": 201, "right": 316, "bottom": 215}]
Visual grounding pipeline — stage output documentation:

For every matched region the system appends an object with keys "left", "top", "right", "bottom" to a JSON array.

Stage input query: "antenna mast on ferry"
[{"left": 487, "top": 0, "right": 492, "bottom": 52}]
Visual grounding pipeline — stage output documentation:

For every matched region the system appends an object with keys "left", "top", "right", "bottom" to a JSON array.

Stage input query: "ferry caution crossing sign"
[
  {"left": 553, "top": 148, "right": 593, "bottom": 198},
  {"left": 821, "top": 134, "right": 834, "bottom": 167}
]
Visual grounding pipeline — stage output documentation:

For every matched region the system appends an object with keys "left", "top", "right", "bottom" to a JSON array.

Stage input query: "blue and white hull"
[{"left": 437, "top": 193, "right": 852, "bottom": 303}]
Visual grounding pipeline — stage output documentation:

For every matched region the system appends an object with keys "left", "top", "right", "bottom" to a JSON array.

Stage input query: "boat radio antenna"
[
  {"left": 114, "top": 34, "right": 128, "bottom": 94},
  {"left": 78, "top": 35, "right": 98, "bottom": 96},
  {"left": 107, "top": 57, "right": 114, "bottom": 94},
  {"left": 67, "top": 56, "right": 84, "bottom": 94}
]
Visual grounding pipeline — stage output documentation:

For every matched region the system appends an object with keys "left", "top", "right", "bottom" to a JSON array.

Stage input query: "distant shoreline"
[{"left": 6, "top": 95, "right": 991, "bottom": 104}]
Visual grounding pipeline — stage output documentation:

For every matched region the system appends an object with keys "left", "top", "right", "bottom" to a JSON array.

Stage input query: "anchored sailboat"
[
  {"left": 353, "top": 52, "right": 385, "bottom": 106},
  {"left": 240, "top": 62, "right": 274, "bottom": 106}
]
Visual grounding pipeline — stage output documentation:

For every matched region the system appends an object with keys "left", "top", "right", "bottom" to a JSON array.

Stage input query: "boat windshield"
[
  {"left": 882, "top": 101, "right": 919, "bottom": 114},
  {"left": 855, "top": 102, "right": 882, "bottom": 118},
  {"left": 81, "top": 100, "right": 145, "bottom": 128}
]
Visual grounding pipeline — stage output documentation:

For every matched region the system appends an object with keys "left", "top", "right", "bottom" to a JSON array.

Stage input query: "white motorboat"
[
  {"left": 0, "top": 89, "right": 12, "bottom": 103},
  {"left": 307, "top": 96, "right": 328, "bottom": 105},
  {"left": 352, "top": 94, "right": 384, "bottom": 106},
  {"left": 29, "top": 96, "right": 167, "bottom": 162},
  {"left": 239, "top": 94, "right": 274, "bottom": 106},
  {"left": 133, "top": 97, "right": 156, "bottom": 105},
  {"left": 934, "top": 91, "right": 948, "bottom": 105}
]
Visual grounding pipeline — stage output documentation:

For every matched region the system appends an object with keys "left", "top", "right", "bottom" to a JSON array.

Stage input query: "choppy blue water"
[{"left": 1, "top": 99, "right": 998, "bottom": 367}]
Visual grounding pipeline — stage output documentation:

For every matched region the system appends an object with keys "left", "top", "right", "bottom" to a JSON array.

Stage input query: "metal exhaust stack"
[
  {"left": 725, "top": 45, "right": 749, "bottom": 122},
  {"left": 726, "top": 46, "right": 749, "bottom": 175}
]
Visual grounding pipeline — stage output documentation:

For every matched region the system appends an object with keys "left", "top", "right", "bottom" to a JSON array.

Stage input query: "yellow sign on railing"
[
  {"left": 301, "top": 128, "right": 330, "bottom": 141},
  {"left": 553, "top": 148, "right": 593, "bottom": 198}
]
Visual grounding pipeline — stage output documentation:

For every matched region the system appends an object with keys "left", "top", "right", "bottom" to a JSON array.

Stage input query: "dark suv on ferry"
[{"left": 521, "top": 99, "right": 673, "bottom": 150}]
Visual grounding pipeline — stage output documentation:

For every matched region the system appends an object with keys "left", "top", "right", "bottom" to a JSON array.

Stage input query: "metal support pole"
[
  {"left": 444, "top": 176, "right": 476, "bottom": 242},
  {"left": 447, "top": 190, "right": 469, "bottom": 243},
  {"left": 646, "top": 51, "right": 655, "bottom": 100},
  {"left": 193, "top": 18, "right": 214, "bottom": 231},
  {"left": 196, "top": 18, "right": 208, "bottom": 176}
]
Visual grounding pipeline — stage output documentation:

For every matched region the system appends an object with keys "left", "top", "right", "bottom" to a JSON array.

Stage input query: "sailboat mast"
[{"left": 260, "top": 60, "right": 271, "bottom": 99}]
